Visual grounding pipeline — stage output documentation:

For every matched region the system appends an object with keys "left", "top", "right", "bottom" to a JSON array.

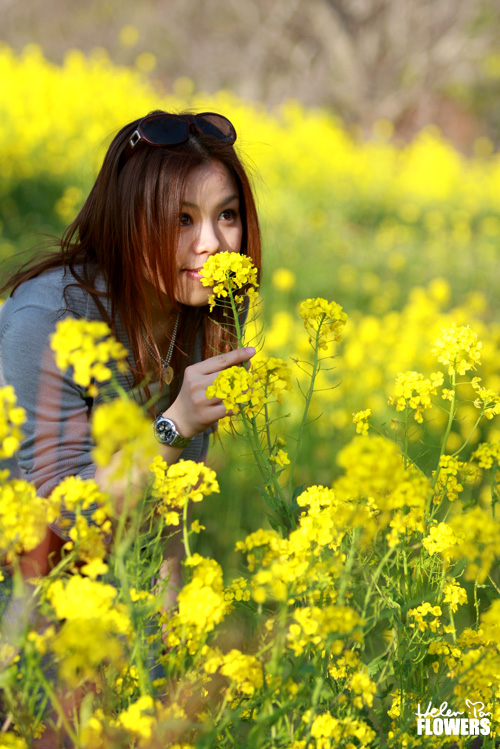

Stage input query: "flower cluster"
[
  {"left": 408, "top": 602, "right": 442, "bottom": 633},
  {"left": 164, "top": 554, "right": 228, "bottom": 653},
  {"left": 199, "top": 251, "right": 258, "bottom": 311},
  {"left": 50, "top": 317, "right": 128, "bottom": 393},
  {"left": 49, "top": 476, "right": 113, "bottom": 578},
  {"left": 287, "top": 604, "right": 363, "bottom": 657},
  {"left": 335, "top": 435, "right": 428, "bottom": 517},
  {"left": 303, "top": 712, "right": 376, "bottom": 747},
  {"left": 206, "top": 364, "right": 265, "bottom": 416},
  {"left": 389, "top": 370, "right": 443, "bottom": 423},
  {"left": 433, "top": 454, "right": 467, "bottom": 503},
  {"left": 41, "top": 574, "right": 131, "bottom": 686},
  {"left": 443, "top": 579, "right": 468, "bottom": 613},
  {"left": 472, "top": 440, "right": 500, "bottom": 468},
  {"left": 352, "top": 408, "right": 372, "bottom": 435},
  {"left": 203, "top": 648, "right": 264, "bottom": 696},
  {"left": 432, "top": 323, "right": 482, "bottom": 375},
  {"left": 0, "top": 477, "right": 60, "bottom": 557},
  {"left": 422, "top": 521, "right": 461, "bottom": 559},
  {"left": 448, "top": 506, "right": 500, "bottom": 581},
  {"left": 299, "top": 297, "right": 347, "bottom": 349},
  {"left": 149, "top": 456, "right": 219, "bottom": 525},
  {"left": 92, "top": 399, "right": 159, "bottom": 479},
  {"left": 251, "top": 355, "right": 293, "bottom": 403},
  {"left": 0, "top": 386, "right": 26, "bottom": 460},
  {"left": 471, "top": 376, "right": 500, "bottom": 418}
]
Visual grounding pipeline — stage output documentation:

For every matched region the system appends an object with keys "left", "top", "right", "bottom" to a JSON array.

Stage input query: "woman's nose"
[{"left": 195, "top": 220, "right": 219, "bottom": 255}]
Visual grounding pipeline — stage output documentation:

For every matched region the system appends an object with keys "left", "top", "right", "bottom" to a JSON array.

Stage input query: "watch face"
[{"left": 155, "top": 417, "right": 176, "bottom": 444}]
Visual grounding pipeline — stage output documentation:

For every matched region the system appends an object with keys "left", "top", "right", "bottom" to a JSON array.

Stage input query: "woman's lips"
[{"left": 182, "top": 268, "right": 203, "bottom": 281}]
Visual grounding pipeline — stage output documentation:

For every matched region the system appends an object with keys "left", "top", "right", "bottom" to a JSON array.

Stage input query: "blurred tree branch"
[{"left": 2, "top": 0, "right": 500, "bottom": 146}]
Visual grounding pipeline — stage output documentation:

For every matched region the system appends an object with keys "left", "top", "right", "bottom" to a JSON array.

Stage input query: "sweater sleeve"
[{"left": 0, "top": 306, "right": 96, "bottom": 499}]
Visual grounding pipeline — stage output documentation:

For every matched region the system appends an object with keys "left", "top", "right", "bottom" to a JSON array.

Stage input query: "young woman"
[{"left": 0, "top": 110, "right": 261, "bottom": 579}]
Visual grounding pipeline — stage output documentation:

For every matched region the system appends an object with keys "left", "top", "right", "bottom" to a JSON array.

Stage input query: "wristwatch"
[{"left": 153, "top": 415, "right": 193, "bottom": 448}]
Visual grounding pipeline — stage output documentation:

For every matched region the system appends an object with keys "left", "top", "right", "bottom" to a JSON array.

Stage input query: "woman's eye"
[
  {"left": 180, "top": 213, "right": 192, "bottom": 226},
  {"left": 220, "top": 208, "right": 236, "bottom": 221}
]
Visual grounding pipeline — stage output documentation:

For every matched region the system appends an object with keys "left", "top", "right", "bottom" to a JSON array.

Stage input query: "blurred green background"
[{"left": 2, "top": 1, "right": 500, "bottom": 571}]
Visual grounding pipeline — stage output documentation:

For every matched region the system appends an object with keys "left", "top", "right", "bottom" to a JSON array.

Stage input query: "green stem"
[
  {"left": 115, "top": 553, "right": 152, "bottom": 697},
  {"left": 226, "top": 281, "right": 287, "bottom": 509},
  {"left": 36, "top": 670, "right": 79, "bottom": 746},
  {"left": 361, "top": 545, "right": 395, "bottom": 619},
  {"left": 227, "top": 277, "right": 245, "bottom": 352},
  {"left": 433, "top": 369, "right": 457, "bottom": 486},
  {"left": 440, "top": 370, "right": 457, "bottom": 453},
  {"left": 451, "top": 413, "right": 483, "bottom": 458},
  {"left": 427, "top": 368, "right": 457, "bottom": 520},
  {"left": 287, "top": 320, "right": 323, "bottom": 499},
  {"left": 182, "top": 499, "right": 192, "bottom": 559},
  {"left": 403, "top": 408, "right": 409, "bottom": 468}
]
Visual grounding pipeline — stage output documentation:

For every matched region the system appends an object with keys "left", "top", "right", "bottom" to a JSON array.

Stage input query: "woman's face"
[{"left": 174, "top": 160, "right": 243, "bottom": 307}]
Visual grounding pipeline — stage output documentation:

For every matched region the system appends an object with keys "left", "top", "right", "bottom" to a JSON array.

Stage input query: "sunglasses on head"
[{"left": 119, "top": 112, "right": 237, "bottom": 171}]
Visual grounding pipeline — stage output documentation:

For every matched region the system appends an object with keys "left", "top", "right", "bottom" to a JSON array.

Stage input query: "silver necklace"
[{"left": 144, "top": 310, "right": 181, "bottom": 385}]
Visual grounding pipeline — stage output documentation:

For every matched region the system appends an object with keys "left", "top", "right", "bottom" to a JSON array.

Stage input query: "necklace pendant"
[{"left": 162, "top": 365, "right": 174, "bottom": 385}]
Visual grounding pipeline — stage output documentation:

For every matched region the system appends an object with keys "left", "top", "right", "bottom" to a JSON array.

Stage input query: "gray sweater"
[{"left": 0, "top": 266, "right": 209, "bottom": 535}]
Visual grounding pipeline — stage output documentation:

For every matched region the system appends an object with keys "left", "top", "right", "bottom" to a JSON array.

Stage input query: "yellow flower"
[
  {"left": 352, "top": 408, "right": 372, "bottom": 435},
  {"left": 422, "top": 522, "right": 461, "bottom": 558},
  {"left": 471, "top": 377, "right": 500, "bottom": 419},
  {"left": 92, "top": 399, "right": 159, "bottom": 479},
  {"left": 432, "top": 454, "right": 465, "bottom": 503},
  {"left": 49, "top": 475, "right": 112, "bottom": 514},
  {"left": 472, "top": 440, "right": 500, "bottom": 469},
  {"left": 287, "top": 605, "right": 363, "bottom": 657},
  {"left": 190, "top": 519, "right": 205, "bottom": 533},
  {"left": 206, "top": 364, "right": 265, "bottom": 416},
  {"left": 0, "top": 386, "right": 26, "bottom": 459},
  {"left": 388, "top": 371, "right": 443, "bottom": 423},
  {"left": 47, "top": 575, "right": 129, "bottom": 633},
  {"left": 348, "top": 670, "right": 377, "bottom": 708},
  {"left": 224, "top": 577, "right": 251, "bottom": 603},
  {"left": 270, "top": 449, "right": 290, "bottom": 468},
  {"left": 272, "top": 267, "right": 296, "bottom": 291},
  {"left": 150, "top": 456, "right": 219, "bottom": 518},
  {"left": 251, "top": 355, "right": 293, "bottom": 403},
  {"left": 335, "top": 436, "right": 428, "bottom": 515},
  {"left": 46, "top": 575, "right": 131, "bottom": 686},
  {"left": 0, "top": 477, "right": 60, "bottom": 556},
  {"left": 50, "top": 317, "right": 128, "bottom": 391},
  {"left": 408, "top": 602, "right": 442, "bottom": 632},
  {"left": 117, "top": 696, "right": 157, "bottom": 742},
  {"left": 448, "top": 506, "right": 500, "bottom": 582},
  {"left": 443, "top": 580, "right": 468, "bottom": 613},
  {"left": 199, "top": 251, "right": 259, "bottom": 311},
  {"left": 203, "top": 647, "right": 264, "bottom": 695},
  {"left": 299, "top": 297, "right": 347, "bottom": 349},
  {"left": 164, "top": 554, "right": 228, "bottom": 653},
  {"left": 432, "top": 324, "right": 482, "bottom": 375},
  {"left": 0, "top": 735, "right": 29, "bottom": 749}
]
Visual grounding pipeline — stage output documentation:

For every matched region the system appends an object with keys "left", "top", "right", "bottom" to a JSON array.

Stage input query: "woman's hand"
[{"left": 164, "top": 346, "right": 255, "bottom": 438}]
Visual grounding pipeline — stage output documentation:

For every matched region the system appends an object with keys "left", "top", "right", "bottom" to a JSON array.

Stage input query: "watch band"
[{"left": 153, "top": 415, "right": 193, "bottom": 448}]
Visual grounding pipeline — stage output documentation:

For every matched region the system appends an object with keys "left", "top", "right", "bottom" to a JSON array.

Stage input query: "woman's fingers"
[
  {"left": 197, "top": 346, "right": 255, "bottom": 375},
  {"left": 164, "top": 347, "right": 255, "bottom": 437}
]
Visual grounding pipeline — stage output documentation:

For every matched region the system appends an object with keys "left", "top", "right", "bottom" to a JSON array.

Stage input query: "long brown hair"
[{"left": 2, "top": 111, "right": 262, "bottom": 399}]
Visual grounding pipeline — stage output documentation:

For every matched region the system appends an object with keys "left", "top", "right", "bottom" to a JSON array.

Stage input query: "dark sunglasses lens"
[
  {"left": 196, "top": 114, "right": 236, "bottom": 142},
  {"left": 140, "top": 116, "right": 189, "bottom": 144}
]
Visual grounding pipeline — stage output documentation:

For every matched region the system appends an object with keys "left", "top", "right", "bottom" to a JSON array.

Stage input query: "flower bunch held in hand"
[{"left": 199, "top": 250, "right": 259, "bottom": 311}]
